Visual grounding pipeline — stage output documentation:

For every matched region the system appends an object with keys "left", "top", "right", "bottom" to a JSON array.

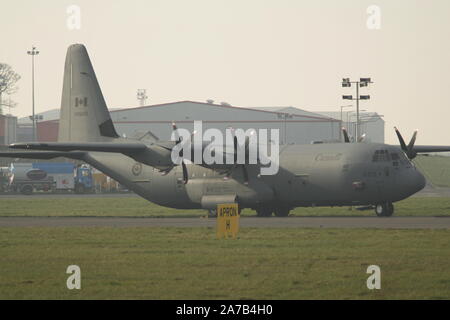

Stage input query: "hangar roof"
[
  {"left": 18, "top": 101, "right": 340, "bottom": 124},
  {"left": 251, "top": 106, "right": 335, "bottom": 119},
  {"left": 109, "top": 101, "right": 338, "bottom": 123},
  {"left": 316, "top": 111, "right": 385, "bottom": 123}
]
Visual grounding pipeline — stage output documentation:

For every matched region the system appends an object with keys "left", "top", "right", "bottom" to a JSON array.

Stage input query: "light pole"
[
  {"left": 278, "top": 113, "right": 293, "bottom": 145},
  {"left": 27, "top": 46, "right": 39, "bottom": 141},
  {"left": 348, "top": 110, "right": 366, "bottom": 141},
  {"left": 0, "top": 79, "right": 5, "bottom": 115},
  {"left": 342, "top": 78, "right": 373, "bottom": 142},
  {"left": 137, "top": 89, "right": 148, "bottom": 106}
]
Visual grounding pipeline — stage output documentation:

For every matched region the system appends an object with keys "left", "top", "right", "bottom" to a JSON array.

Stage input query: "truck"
[
  {"left": 8, "top": 162, "right": 93, "bottom": 195},
  {"left": 0, "top": 167, "right": 10, "bottom": 193}
]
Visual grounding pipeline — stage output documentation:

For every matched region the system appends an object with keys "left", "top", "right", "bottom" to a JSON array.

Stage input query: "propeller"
[
  {"left": 171, "top": 122, "right": 188, "bottom": 183},
  {"left": 342, "top": 127, "right": 350, "bottom": 143},
  {"left": 172, "top": 122, "right": 182, "bottom": 144},
  {"left": 342, "top": 127, "right": 366, "bottom": 143},
  {"left": 230, "top": 128, "right": 254, "bottom": 185},
  {"left": 394, "top": 127, "right": 418, "bottom": 160},
  {"left": 357, "top": 133, "right": 366, "bottom": 143}
]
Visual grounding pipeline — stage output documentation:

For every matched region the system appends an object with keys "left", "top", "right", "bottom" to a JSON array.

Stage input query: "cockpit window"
[
  {"left": 372, "top": 150, "right": 391, "bottom": 162},
  {"left": 392, "top": 152, "right": 412, "bottom": 167}
]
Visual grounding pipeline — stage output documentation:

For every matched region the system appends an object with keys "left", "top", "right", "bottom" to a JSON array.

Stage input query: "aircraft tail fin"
[{"left": 58, "top": 44, "right": 119, "bottom": 142}]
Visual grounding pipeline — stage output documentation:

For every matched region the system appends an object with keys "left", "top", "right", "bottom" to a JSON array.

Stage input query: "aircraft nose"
[
  {"left": 401, "top": 169, "right": 426, "bottom": 197},
  {"left": 415, "top": 170, "right": 426, "bottom": 191}
]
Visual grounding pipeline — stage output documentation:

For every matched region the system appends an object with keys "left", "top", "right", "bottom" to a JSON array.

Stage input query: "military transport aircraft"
[{"left": 2, "top": 44, "right": 450, "bottom": 217}]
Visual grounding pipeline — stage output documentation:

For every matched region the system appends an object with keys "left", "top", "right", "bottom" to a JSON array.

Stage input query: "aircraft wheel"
[
  {"left": 75, "top": 184, "right": 85, "bottom": 194},
  {"left": 208, "top": 209, "right": 217, "bottom": 217},
  {"left": 386, "top": 202, "right": 394, "bottom": 217},
  {"left": 20, "top": 185, "right": 33, "bottom": 196},
  {"left": 375, "top": 202, "right": 393, "bottom": 217},
  {"left": 274, "top": 207, "right": 290, "bottom": 217},
  {"left": 256, "top": 207, "right": 273, "bottom": 217}
]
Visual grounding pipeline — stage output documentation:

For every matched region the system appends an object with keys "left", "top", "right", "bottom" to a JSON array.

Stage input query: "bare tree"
[{"left": 0, "top": 63, "right": 21, "bottom": 115}]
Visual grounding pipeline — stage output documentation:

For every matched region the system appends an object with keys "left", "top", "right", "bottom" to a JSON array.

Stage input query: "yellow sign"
[{"left": 216, "top": 203, "right": 240, "bottom": 239}]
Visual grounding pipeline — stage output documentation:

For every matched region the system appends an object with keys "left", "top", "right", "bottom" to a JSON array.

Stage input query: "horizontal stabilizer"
[
  {"left": 10, "top": 142, "right": 147, "bottom": 154},
  {"left": 0, "top": 151, "right": 86, "bottom": 160},
  {"left": 9, "top": 141, "right": 175, "bottom": 170}
]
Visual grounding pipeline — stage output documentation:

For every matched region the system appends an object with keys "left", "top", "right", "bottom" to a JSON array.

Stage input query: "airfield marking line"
[{"left": 0, "top": 217, "right": 449, "bottom": 229}]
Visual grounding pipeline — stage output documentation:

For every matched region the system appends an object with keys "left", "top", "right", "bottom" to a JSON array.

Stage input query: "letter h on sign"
[{"left": 75, "top": 97, "right": 88, "bottom": 107}]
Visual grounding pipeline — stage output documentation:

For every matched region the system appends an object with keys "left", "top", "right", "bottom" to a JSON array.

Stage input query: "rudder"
[{"left": 58, "top": 44, "right": 119, "bottom": 142}]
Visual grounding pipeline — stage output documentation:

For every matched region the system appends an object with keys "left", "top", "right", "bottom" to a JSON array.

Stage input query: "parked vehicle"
[
  {"left": 8, "top": 162, "right": 93, "bottom": 195},
  {"left": 0, "top": 167, "right": 10, "bottom": 193}
]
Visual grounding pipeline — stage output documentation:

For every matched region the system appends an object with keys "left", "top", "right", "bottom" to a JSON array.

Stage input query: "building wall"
[
  {"left": 16, "top": 124, "right": 33, "bottom": 143},
  {"left": 37, "top": 120, "right": 59, "bottom": 142},
  {"left": 24, "top": 101, "right": 342, "bottom": 144},
  {"left": 110, "top": 101, "right": 341, "bottom": 145},
  {"left": 0, "top": 115, "right": 17, "bottom": 145}
]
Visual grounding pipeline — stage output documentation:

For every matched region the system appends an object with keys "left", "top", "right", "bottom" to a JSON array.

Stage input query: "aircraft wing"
[
  {"left": 0, "top": 151, "right": 86, "bottom": 160},
  {"left": 413, "top": 146, "right": 450, "bottom": 153}
]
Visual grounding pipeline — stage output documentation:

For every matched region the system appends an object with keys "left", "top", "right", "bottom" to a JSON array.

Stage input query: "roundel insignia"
[{"left": 132, "top": 163, "right": 142, "bottom": 176}]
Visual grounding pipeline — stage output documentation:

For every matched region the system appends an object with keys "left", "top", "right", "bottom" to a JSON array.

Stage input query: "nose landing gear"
[
  {"left": 256, "top": 207, "right": 274, "bottom": 217},
  {"left": 375, "top": 202, "right": 394, "bottom": 217}
]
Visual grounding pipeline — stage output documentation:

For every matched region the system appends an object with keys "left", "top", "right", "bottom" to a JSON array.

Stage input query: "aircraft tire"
[
  {"left": 208, "top": 209, "right": 217, "bottom": 217},
  {"left": 75, "top": 184, "right": 85, "bottom": 194},
  {"left": 20, "top": 184, "right": 33, "bottom": 196},
  {"left": 375, "top": 202, "right": 393, "bottom": 217},
  {"left": 386, "top": 202, "right": 394, "bottom": 217},
  {"left": 256, "top": 207, "right": 273, "bottom": 217},
  {"left": 274, "top": 207, "right": 290, "bottom": 217}
]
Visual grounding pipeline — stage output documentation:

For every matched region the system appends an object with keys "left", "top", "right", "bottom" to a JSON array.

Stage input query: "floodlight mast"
[
  {"left": 27, "top": 46, "right": 39, "bottom": 141},
  {"left": 137, "top": 89, "right": 148, "bottom": 106},
  {"left": 341, "top": 78, "right": 373, "bottom": 141}
]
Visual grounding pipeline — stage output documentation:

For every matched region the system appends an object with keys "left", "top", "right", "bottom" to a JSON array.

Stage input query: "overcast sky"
[{"left": 1, "top": 0, "right": 449, "bottom": 144}]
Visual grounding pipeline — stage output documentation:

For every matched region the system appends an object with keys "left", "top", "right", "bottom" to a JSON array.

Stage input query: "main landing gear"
[
  {"left": 374, "top": 202, "right": 394, "bottom": 217},
  {"left": 256, "top": 206, "right": 291, "bottom": 217}
]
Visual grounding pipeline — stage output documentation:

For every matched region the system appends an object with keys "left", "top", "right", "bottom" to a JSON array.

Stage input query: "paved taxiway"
[
  {"left": 0, "top": 217, "right": 449, "bottom": 229},
  {"left": 0, "top": 184, "right": 449, "bottom": 199}
]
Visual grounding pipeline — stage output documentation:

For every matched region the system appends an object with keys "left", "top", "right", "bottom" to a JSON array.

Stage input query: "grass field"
[
  {"left": 1, "top": 195, "right": 449, "bottom": 300},
  {"left": 0, "top": 227, "right": 449, "bottom": 299},
  {"left": 415, "top": 155, "right": 450, "bottom": 187},
  {"left": 1, "top": 196, "right": 450, "bottom": 217}
]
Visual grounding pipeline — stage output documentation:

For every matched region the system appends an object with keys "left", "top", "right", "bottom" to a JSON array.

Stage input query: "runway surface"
[
  {"left": 0, "top": 216, "right": 449, "bottom": 229},
  {"left": 0, "top": 184, "right": 449, "bottom": 199}
]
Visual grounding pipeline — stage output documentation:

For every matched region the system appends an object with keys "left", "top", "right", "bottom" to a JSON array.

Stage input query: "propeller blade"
[
  {"left": 407, "top": 130, "right": 418, "bottom": 152},
  {"left": 342, "top": 127, "right": 350, "bottom": 143},
  {"left": 241, "top": 165, "right": 249, "bottom": 185},
  {"left": 181, "top": 161, "right": 188, "bottom": 184},
  {"left": 358, "top": 133, "right": 366, "bottom": 143},
  {"left": 394, "top": 127, "right": 418, "bottom": 160},
  {"left": 394, "top": 127, "right": 408, "bottom": 153},
  {"left": 233, "top": 135, "right": 238, "bottom": 163},
  {"left": 171, "top": 122, "right": 182, "bottom": 144},
  {"left": 407, "top": 130, "right": 418, "bottom": 159}
]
